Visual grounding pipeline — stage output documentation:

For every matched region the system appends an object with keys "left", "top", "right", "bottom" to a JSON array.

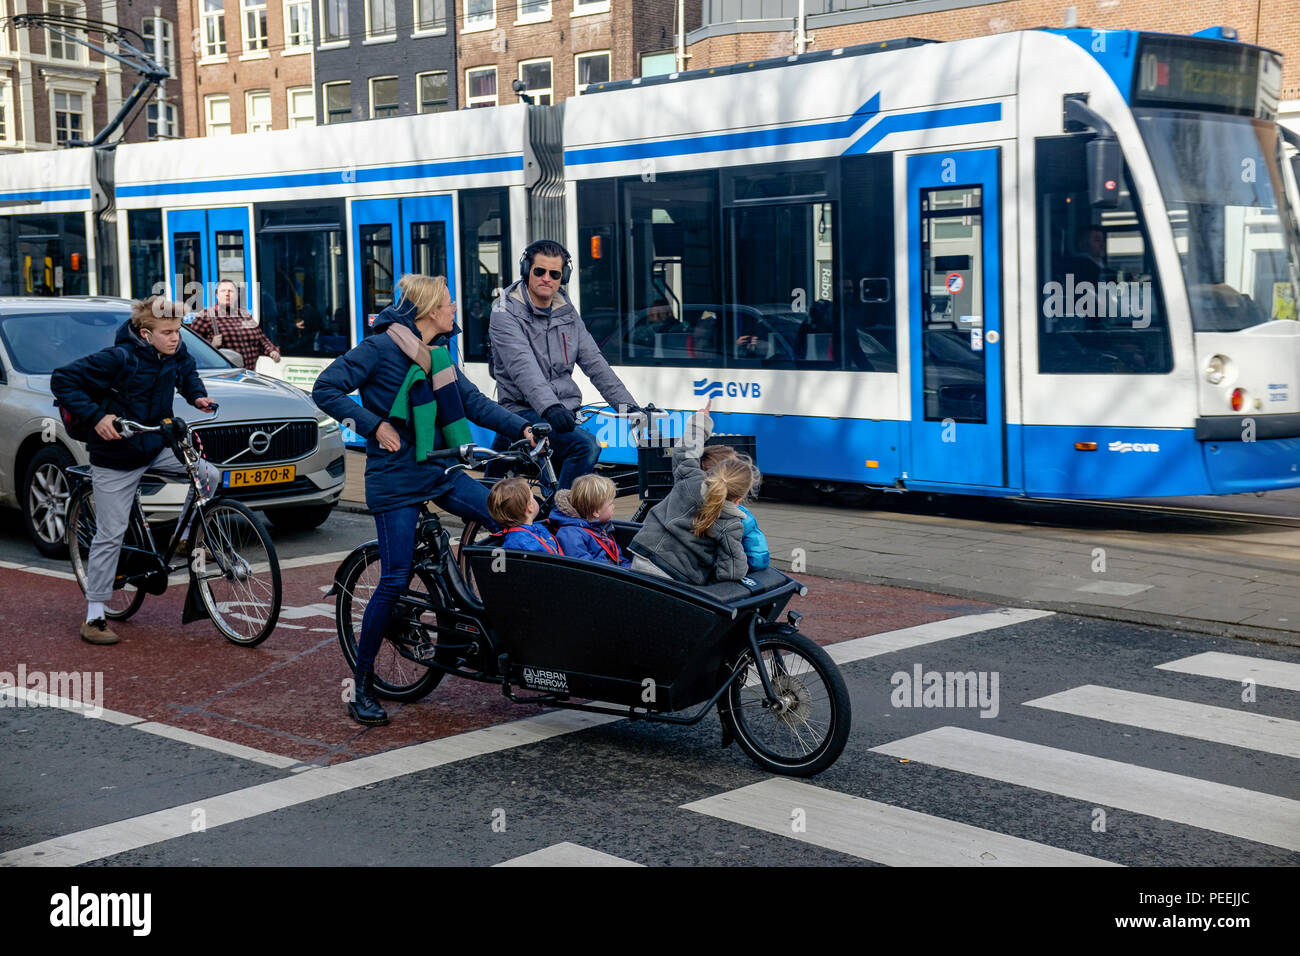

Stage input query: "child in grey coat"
[{"left": 627, "top": 401, "right": 758, "bottom": 585}]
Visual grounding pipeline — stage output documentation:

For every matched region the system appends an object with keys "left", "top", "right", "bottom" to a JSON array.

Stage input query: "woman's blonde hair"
[
  {"left": 570, "top": 474, "right": 616, "bottom": 520},
  {"left": 692, "top": 455, "right": 759, "bottom": 537},
  {"left": 398, "top": 274, "right": 450, "bottom": 320},
  {"left": 488, "top": 477, "right": 534, "bottom": 526}
]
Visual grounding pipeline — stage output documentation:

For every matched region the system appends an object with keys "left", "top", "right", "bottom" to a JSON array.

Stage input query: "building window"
[
  {"left": 241, "top": 0, "right": 268, "bottom": 52},
  {"left": 52, "top": 90, "right": 84, "bottom": 145},
  {"left": 205, "top": 93, "right": 231, "bottom": 135},
  {"left": 246, "top": 90, "right": 271, "bottom": 132},
  {"left": 323, "top": 81, "right": 351, "bottom": 123},
  {"left": 417, "top": 71, "right": 448, "bottom": 112},
  {"left": 47, "top": 2, "right": 82, "bottom": 61},
  {"left": 575, "top": 50, "right": 609, "bottom": 93},
  {"left": 287, "top": 86, "right": 314, "bottom": 127},
  {"left": 572, "top": 0, "right": 609, "bottom": 14},
  {"left": 146, "top": 100, "right": 178, "bottom": 138},
  {"left": 370, "top": 76, "right": 398, "bottom": 118},
  {"left": 518, "top": 58, "right": 552, "bottom": 105},
  {"left": 413, "top": 0, "right": 445, "bottom": 33},
  {"left": 284, "top": 0, "right": 311, "bottom": 48},
  {"left": 517, "top": 0, "right": 548, "bottom": 22},
  {"left": 320, "top": 0, "right": 347, "bottom": 43},
  {"left": 0, "top": 81, "right": 12, "bottom": 144},
  {"left": 365, "top": 0, "right": 395, "bottom": 37},
  {"left": 465, "top": 66, "right": 496, "bottom": 108},
  {"left": 141, "top": 18, "right": 174, "bottom": 74},
  {"left": 200, "top": 0, "right": 227, "bottom": 57},
  {"left": 465, "top": 0, "right": 493, "bottom": 31}
]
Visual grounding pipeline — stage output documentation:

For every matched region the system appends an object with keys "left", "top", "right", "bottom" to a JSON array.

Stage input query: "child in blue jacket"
[
  {"left": 700, "top": 445, "right": 769, "bottom": 572},
  {"left": 550, "top": 474, "right": 632, "bottom": 566},
  {"left": 488, "top": 477, "right": 560, "bottom": 554}
]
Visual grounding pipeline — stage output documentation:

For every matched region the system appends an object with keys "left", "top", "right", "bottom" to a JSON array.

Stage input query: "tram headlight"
[{"left": 1206, "top": 354, "right": 1229, "bottom": 385}]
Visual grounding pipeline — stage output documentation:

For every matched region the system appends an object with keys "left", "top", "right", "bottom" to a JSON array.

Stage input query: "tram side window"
[
  {"left": 459, "top": 187, "right": 511, "bottom": 363},
  {"left": 127, "top": 209, "right": 164, "bottom": 299},
  {"left": 576, "top": 179, "right": 620, "bottom": 364},
  {"left": 622, "top": 171, "right": 723, "bottom": 367},
  {"left": 0, "top": 213, "right": 88, "bottom": 296},
  {"left": 840, "top": 153, "right": 896, "bottom": 371},
  {"left": 1036, "top": 136, "right": 1171, "bottom": 374},
  {"left": 254, "top": 201, "right": 350, "bottom": 359}
]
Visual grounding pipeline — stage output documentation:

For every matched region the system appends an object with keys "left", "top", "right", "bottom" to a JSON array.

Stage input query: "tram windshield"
[{"left": 1139, "top": 111, "right": 1300, "bottom": 329}]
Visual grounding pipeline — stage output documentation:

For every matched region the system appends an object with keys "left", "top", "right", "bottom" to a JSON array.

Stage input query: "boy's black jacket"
[{"left": 50, "top": 321, "right": 207, "bottom": 469}]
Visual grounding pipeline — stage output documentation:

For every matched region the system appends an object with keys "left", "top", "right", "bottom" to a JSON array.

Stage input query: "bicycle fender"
[{"left": 325, "top": 541, "right": 379, "bottom": 596}]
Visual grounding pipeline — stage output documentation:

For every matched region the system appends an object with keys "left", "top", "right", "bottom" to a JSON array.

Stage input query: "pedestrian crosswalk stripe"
[
  {"left": 871, "top": 727, "right": 1300, "bottom": 852},
  {"left": 1024, "top": 685, "right": 1300, "bottom": 759},
  {"left": 1155, "top": 652, "right": 1300, "bottom": 692},
  {"left": 494, "top": 842, "right": 643, "bottom": 867},
  {"left": 825, "top": 608, "right": 1055, "bottom": 666},
  {"left": 683, "top": 778, "right": 1118, "bottom": 866}
]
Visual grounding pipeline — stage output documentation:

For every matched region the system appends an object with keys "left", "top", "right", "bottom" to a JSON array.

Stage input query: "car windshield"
[
  {"left": 1138, "top": 110, "right": 1300, "bottom": 331},
  {"left": 0, "top": 309, "right": 231, "bottom": 374}
]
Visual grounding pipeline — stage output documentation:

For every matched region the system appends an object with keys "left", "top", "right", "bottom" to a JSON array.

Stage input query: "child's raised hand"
[{"left": 700, "top": 399, "right": 712, "bottom": 414}]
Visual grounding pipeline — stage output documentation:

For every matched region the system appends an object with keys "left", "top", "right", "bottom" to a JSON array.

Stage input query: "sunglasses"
[{"left": 532, "top": 266, "right": 563, "bottom": 281}]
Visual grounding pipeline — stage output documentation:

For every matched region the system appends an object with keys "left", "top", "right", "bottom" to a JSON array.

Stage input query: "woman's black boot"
[{"left": 349, "top": 664, "right": 390, "bottom": 726}]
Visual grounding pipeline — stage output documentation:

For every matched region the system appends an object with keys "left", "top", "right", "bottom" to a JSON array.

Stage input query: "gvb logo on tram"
[{"left": 693, "top": 379, "right": 761, "bottom": 399}]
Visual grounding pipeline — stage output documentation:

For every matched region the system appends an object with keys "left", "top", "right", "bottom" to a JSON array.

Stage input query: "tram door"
[
  {"left": 165, "top": 208, "right": 252, "bottom": 308},
  {"left": 351, "top": 196, "right": 456, "bottom": 350},
  {"left": 906, "top": 148, "right": 1005, "bottom": 489}
]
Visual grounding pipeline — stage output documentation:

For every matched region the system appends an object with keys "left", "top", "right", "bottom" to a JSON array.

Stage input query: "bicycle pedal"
[{"left": 412, "top": 642, "right": 440, "bottom": 663}]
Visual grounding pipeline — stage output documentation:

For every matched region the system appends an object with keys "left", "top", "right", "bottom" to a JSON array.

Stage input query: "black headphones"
[{"left": 519, "top": 239, "right": 572, "bottom": 285}]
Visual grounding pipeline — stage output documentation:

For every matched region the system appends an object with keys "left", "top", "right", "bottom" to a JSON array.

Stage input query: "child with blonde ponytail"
[{"left": 628, "top": 400, "right": 757, "bottom": 585}]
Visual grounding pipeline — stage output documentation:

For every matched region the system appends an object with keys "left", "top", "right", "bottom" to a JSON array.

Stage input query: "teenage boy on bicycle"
[{"left": 51, "top": 297, "right": 220, "bottom": 645}]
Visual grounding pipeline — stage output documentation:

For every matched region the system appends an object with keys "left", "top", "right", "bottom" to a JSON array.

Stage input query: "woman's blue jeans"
[{"left": 355, "top": 473, "right": 495, "bottom": 670}]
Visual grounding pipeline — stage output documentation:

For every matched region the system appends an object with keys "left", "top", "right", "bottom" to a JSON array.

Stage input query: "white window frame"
[
  {"left": 515, "top": 0, "right": 549, "bottom": 25},
  {"left": 411, "top": 0, "right": 446, "bottom": 36},
  {"left": 322, "top": 80, "right": 352, "bottom": 123},
  {"left": 318, "top": 0, "right": 348, "bottom": 47},
  {"left": 141, "top": 17, "right": 175, "bottom": 74},
  {"left": 463, "top": 0, "right": 494, "bottom": 33},
  {"left": 364, "top": 0, "right": 396, "bottom": 41},
  {"left": 574, "top": 49, "right": 609, "bottom": 94},
  {"left": 517, "top": 57, "right": 552, "bottom": 106},
  {"left": 240, "top": 0, "right": 269, "bottom": 58},
  {"left": 52, "top": 89, "right": 86, "bottom": 145},
  {"left": 570, "top": 0, "right": 609, "bottom": 16},
  {"left": 245, "top": 89, "right": 271, "bottom": 132},
  {"left": 283, "top": 0, "right": 312, "bottom": 52},
  {"left": 368, "top": 75, "right": 398, "bottom": 118},
  {"left": 199, "top": 0, "right": 227, "bottom": 61},
  {"left": 287, "top": 86, "right": 315, "bottom": 127},
  {"left": 0, "top": 80, "right": 13, "bottom": 145},
  {"left": 205, "top": 92, "right": 232, "bottom": 136},
  {"left": 146, "top": 99, "right": 178, "bottom": 139},
  {"left": 464, "top": 65, "right": 497, "bottom": 108},
  {"left": 416, "top": 70, "right": 448, "bottom": 113},
  {"left": 46, "top": 2, "right": 86, "bottom": 63}
]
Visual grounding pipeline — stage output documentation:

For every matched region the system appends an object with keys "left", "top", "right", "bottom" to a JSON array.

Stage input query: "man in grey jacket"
[{"left": 489, "top": 239, "right": 641, "bottom": 489}]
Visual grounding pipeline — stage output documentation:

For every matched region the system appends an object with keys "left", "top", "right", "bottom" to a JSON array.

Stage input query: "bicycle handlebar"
[{"left": 114, "top": 407, "right": 220, "bottom": 439}]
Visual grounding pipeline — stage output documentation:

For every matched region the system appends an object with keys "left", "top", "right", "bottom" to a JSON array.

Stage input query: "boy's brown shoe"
[{"left": 80, "top": 618, "right": 119, "bottom": 645}]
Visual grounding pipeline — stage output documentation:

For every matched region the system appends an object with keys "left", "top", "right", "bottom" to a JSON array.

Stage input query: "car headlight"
[{"left": 318, "top": 419, "right": 341, "bottom": 436}]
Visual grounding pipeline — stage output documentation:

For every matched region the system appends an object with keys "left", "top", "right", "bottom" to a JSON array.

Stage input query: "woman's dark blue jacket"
[{"left": 311, "top": 300, "right": 527, "bottom": 514}]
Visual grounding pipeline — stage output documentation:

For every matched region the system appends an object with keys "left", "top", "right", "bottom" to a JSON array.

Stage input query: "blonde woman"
[{"left": 313, "top": 274, "right": 535, "bottom": 725}]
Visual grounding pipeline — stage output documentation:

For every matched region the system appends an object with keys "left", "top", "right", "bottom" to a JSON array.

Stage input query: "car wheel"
[
  {"left": 266, "top": 503, "right": 335, "bottom": 532},
  {"left": 23, "top": 444, "right": 76, "bottom": 558}
]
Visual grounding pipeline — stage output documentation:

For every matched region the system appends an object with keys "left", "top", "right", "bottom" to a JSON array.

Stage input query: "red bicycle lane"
[{"left": 1, "top": 560, "right": 991, "bottom": 767}]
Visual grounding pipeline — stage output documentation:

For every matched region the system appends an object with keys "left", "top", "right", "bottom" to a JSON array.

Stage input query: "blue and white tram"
[{"left": 555, "top": 27, "right": 1300, "bottom": 498}]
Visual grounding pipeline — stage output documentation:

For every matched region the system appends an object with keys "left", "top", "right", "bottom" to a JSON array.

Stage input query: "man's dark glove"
[{"left": 542, "top": 404, "right": 576, "bottom": 434}]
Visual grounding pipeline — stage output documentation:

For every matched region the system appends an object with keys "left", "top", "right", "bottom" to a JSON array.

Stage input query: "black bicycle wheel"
[
  {"left": 192, "top": 499, "right": 281, "bottom": 647},
  {"left": 454, "top": 518, "right": 493, "bottom": 600},
  {"left": 334, "top": 547, "right": 444, "bottom": 703},
  {"left": 66, "top": 486, "right": 147, "bottom": 622},
  {"left": 722, "top": 631, "right": 852, "bottom": 777}
]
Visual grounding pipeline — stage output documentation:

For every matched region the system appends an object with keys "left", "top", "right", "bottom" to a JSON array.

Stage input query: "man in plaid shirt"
[{"left": 189, "top": 279, "right": 281, "bottom": 370}]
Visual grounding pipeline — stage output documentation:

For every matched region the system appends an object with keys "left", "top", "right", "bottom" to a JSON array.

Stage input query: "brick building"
[
  {"left": 454, "top": 0, "right": 697, "bottom": 109},
  {"left": 175, "top": 0, "right": 315, "bottom": 136},
  {"left": 686, "top": 0, "right": 1300, "bottom": 125},
  {"left": 0, "top": 0, "right": 181, "bottom": 153}
]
